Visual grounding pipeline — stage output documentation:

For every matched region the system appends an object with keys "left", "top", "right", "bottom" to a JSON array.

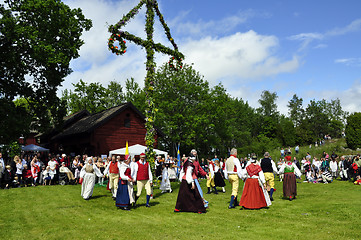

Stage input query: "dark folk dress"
[
  {"left": 116, "top": 167, "right": 132, "bottom": 208},
  {"left": 214, "top": 167, "right": 225, "bottom": 187},
  {"left": 175, "top": 160, "right": 206, "bottom": 213}
]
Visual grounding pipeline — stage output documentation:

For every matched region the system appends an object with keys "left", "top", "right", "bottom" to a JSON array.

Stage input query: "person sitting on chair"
[{"left": 59, "top": 162, "right": 75, "bottom": 184}]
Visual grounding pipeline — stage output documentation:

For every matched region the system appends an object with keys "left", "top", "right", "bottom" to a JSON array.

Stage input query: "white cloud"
[
  {"left": 302, "top": 79, "right": 361, "bottom": 114},
  {"left": 170, "top": 9, "right": 265, "bottom": 38},
  {"left": 182, "top": 30, "right": 299, "bottom": 84},
  {"left": 335, "top": 58, "right": 361, "bottom": 67},
  {"left": 288, "top": 18, "right": 361, "bottom": 51},
  {"left": 326, "top": 19, "right": 361, "bottom": 36}
]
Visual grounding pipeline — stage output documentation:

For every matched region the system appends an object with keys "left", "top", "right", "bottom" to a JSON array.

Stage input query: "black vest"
[{"left": 260, "top": 158, "right": 273, "bottom": 173}]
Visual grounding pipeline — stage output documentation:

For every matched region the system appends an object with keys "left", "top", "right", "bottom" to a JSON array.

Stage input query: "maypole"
[{"left": 107, "top": 0, "right": 184, "bottom": 171}]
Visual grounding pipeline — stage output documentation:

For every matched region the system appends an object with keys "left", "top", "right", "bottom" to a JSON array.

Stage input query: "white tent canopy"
[{"left": 109, "top": 144, "right": 168, "bottom": 159}]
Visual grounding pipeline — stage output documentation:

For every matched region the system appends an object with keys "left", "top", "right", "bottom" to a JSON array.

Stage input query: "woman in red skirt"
[
  {"left": 279, "top": 153, "right": 302, "bottom": 201},
  {"left": 239, "top": 155, "right": 271, "bottom": 209}
]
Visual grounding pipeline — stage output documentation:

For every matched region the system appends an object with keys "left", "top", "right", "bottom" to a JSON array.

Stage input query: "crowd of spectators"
[{"left": 0, "top": 152, "right": 110, "bottom": 189}]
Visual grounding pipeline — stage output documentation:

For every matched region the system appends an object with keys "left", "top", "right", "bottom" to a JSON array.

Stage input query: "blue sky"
[{"left": 60, "top": 0, "right": 361, "bottom": 114}]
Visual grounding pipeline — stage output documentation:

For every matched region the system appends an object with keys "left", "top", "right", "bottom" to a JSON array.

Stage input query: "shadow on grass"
[
  {"left": 90, "top": 194, "right": 108, "bottom": 199},
  {"left": 135, "top": 201, "right": 160, "bottom": 208}
]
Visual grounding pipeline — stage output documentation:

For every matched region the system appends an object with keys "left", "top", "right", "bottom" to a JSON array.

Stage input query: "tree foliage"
[
  {"left": 0, "top": 0, "right": 92, "bottom": 142},
  {"left": 345, "top": 112, "right": 361, "bottom": 150}
]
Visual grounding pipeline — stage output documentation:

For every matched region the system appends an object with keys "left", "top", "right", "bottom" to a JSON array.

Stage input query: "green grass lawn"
[{"left": 0, "top": 176, "right": 360, "bottom": 240}]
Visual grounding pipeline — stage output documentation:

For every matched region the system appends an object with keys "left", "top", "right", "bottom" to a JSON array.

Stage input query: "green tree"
[
  {"left": 287, "top": 94, "right": 304, "bottom": 127},
  {"left": 62, "top": 80, "right": 107, "bottom": 114},
  {"left": 153, "top": 63, "right": 210, "bottom": 155},
  {"left": 0, "top": 0, "right": 92, "bottom": 141},
  {"left": 304, "top": 99, "right": 330, "bottom": 140},
  {"left": 345, "top": 112, "right": 361, "bottom": 150},
  {"left": 257, "top": 90, "right": 279, "bottom": 118}
]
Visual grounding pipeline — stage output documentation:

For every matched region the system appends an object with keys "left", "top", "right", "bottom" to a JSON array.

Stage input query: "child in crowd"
[
  {"left": 159, "top": 164, "right": 172, "bottom": 193},
  {"left": 22, "top": 165, "right": 34, "bottom": 187}
]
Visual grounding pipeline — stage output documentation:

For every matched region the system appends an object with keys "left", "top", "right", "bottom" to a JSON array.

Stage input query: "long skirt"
[
  {"left": 159, "top": 176, "right": 171, "bottom": 191},
  {"left": 116, "top": 183, "right": 131, "bottom": 208},
  {"left": 214, "top": 171, "right": 225, "bottom": 187},
  {"left": 175, "top": 180, "right": 206, "bottom": 213},
  {"left": 283, "top": 172, "right": 297, "bottom": 198},
  {"left": 81, "top": 173, "right": 96, "bottom": 199},
  {"left": 168, "top": 168, "right": 177, "bottom": 180},
  {"left": 239, "top": 178, "right": 267, "bottom": 209}
]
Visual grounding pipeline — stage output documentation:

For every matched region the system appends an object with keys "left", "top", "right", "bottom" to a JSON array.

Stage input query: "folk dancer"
[
  {"left": 104, "top": 155, "right": 120, "bottom": 199},
  {"left": 278, "top": 154, "right": 301, "bottom": 201},
  {"left": 132, "top": 153, "right": 153, "bottom": 207},
  {"left": 206, "top": 159, "right": 217, "bottom": 194},
  {"left": 239, "top": 155, "right": 271, "bottom": 209},
  {"left": 159, "top": 163, "right": 172, "bottom": 193},
  {"left": 224, "top": 148, "right": 243, "bottom": 209},
  {"left": 174, "top": 156, "right": 206, "bottom": 213},
  {"left": 189, "top": 149, "right": 209, "bottom": 208},
  {"left": 214, "top": 160, "right": 226, "bottom": 193},
  {"left": 115, "top": 156, "right": 135, "bottom": 210},
  {"left": 260, "top": 152, "right": 278, "bottom": 201},
  {"left": 80, "top": 157, "right": 104, "bottom": 200}
]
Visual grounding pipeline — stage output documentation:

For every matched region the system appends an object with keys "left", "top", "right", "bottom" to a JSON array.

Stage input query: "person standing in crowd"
[
  {"left": 206, "top": 159, "right": 217, "bottom": 194},
  {"left": 345, "top": 157, "right": 353, "bottom": 181},
  {"left": 48, "top": 156, "right": 58, "bottom": 183},
  {"left": 280, "top": 148, "right": 285, "bottom": 158},
  {"left": 115, "top": 156, "right": 135, "bottom": 210},
  {"left": 30, "top": 156, "right": 41, "bottom": 185},
  {"left": 14, "top": 156, "right": 23, "bottom": 186},
  {"left": 224, "top": 148, "right": 243, "bottom": 209},
  {"left": 260, "top": 152, "right": 278, "bottom": 201},
  {"left": 0, "top": 152, "right": 5, "bottom": 187},
  {"left": 174, "top": 156, "right": 206, "bottom": 213},
  {"left": 295, "top": 145, "right": 299, "bottom": 154},
  {"left": 96, "top": 158, "right": 105, "bottom": 185},
  {"left": 3, "top": 165, "right": 13, "bottom": 189},
  {"left": 239, "top": 155, "right": 271, "bottom": 209},
  {"left": 132, "top": 153, "right": 153, "bottom": 208},
  {"left": 104, "top": 155, "right": 120, "bottom": 199},
  {"left": 279, "top": 153, "right": 301, "bottom": 201},
  {"left": 330, "top": 157, "right": 338, "bottom": 179},
  {"left": 354, "top": 154, "right": 361, "bottom": 180},
  {"left": 212, "top": 155, "right": 219, "bottom": 162},
  {"left": 339, "top": 156, "right": 347, "bottom": 181},
  {"left": 80, "top": 157, "right": 104, "bottom": 200}
]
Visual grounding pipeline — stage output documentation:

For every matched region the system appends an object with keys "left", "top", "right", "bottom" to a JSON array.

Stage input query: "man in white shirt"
[{"left": 224, "top": 148, "right": 243, "bottom": 209}]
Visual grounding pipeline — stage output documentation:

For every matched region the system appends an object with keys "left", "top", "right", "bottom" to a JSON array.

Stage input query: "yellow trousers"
[
  {"left": 228, "top": 174, "right": 239, "bottom": 197},
  {"left": 137, "top": 180, "right": 151, "bottom": 197},
  {"left": 109, "top": 173, "right": 119, "bottom": 190},
  {"left": 206, "top": 173, "right": 215, "bottom": 187},
  {"left": 264, "top": 172, "right": 275, "bottom": 189}
]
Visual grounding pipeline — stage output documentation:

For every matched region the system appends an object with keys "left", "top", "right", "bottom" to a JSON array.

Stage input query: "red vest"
[
  {"left": 137, "top": 161, "right": 149, "bottom": 180},
  {"left": 109, "top": 162, "right": 119, "bottom": 174}
]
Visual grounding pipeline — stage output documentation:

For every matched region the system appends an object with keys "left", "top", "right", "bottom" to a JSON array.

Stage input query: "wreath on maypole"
[{"left": 108, "top": 0, "right": 184, "bottom": 172}]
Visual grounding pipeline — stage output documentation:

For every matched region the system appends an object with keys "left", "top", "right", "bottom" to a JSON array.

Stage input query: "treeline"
[{"left": 61, "top": 63, "right": 347, "bottom": 157}]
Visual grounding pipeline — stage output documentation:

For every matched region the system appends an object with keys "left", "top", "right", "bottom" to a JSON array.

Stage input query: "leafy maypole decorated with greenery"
[{"left": 108, "top": 0, "right": 184, "bottom": 170}]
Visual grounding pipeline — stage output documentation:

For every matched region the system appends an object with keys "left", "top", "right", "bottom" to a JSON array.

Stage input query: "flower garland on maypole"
[{"left": 108, "top": 0, "right": 184, "bottom": 171}]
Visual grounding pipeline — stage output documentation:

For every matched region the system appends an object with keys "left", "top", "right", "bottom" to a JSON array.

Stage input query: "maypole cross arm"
[
  {"left": 107, "top": 0, "right": 184, "bottom": 169},
  {"left": 108, "top": 0, "right": 184, "bottom": 70}
]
